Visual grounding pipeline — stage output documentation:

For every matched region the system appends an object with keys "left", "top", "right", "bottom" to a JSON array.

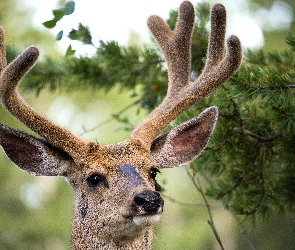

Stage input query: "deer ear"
[
  {"left": 150, "top": 107, "right": 218, "bottom": 169},
  {"left": 0, "top": 123, "right": 73, "bottom": 176}
]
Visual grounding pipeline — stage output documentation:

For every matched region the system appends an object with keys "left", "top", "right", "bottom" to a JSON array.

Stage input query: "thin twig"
[
  {"left": 215, "top": 173, "right": 245, "bottom": 199},
  {"left": 239, "top": 145, "right": 265, "bottom": 215},
  {"left": 163, "top": 193, "right": 258, "bottom": 250},
  {"left": 249, "top": 84, "right": 295, "bottom": 90},
  {"left": 186, "top": 168, "right": 225, "bottom": 250},
  {"left": 228, "top": 211, "right": 257, "bottom": 250},
  {"left": 163, "top": 194, "right": 225, "bottom": 210},
  {"left": 79, "top": 99, "right": 141, "bottom": 136},
  {"left": 232, "top": 127, "right": 281, "bottom": 142}
]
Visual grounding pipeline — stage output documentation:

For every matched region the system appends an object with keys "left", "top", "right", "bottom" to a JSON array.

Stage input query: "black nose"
[{"left": 134, "top": 191, "right": 163, "bottom": 214}]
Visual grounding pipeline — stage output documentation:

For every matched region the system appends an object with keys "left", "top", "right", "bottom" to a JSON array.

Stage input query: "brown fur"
[{"left": 0, "top": 1, "right": 242, "bottom": 249}]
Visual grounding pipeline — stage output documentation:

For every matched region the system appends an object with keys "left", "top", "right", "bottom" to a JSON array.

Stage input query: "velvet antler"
[
  {"left": 0, "top": 28, "right": 86, "bottom": 159},
  {"left": 130, "top": 1, "right": 242, "bottom": 149}
]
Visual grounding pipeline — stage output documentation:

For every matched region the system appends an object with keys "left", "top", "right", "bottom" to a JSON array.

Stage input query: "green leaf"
[
  {"left": 53, "top": 8, "right": 64, "bottom": 21},
  {"left": 56, "top": 30, "right": 64, "bottom": 41},
  {"left": 68, "top": 29, "right": 79, "bottom": 40},
  {"left": 65, "top": 44, "right": 75, "bottom": 57},
  {"left": 64, "top": 1, "right": 75, "bottom": 15},
  {"left": 77, "top": 23, "right": 92, "bottom": 45},
  {"left": 68, "top": 23, "right": 92, "bottom": 45},
  {"left": 42, "top": 20, "right": 57, "bottom": 29}
]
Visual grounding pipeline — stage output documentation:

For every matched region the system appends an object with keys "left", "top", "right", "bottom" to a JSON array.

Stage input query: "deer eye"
[
  {"left": 86, "top": 174, "right": 105, "bottom": 187},
  {"left": 150, "top": 168, "right": 160, "bottom": 179},
  {"left": 150, "top": 168, "right": 162, "bottom": 192}
]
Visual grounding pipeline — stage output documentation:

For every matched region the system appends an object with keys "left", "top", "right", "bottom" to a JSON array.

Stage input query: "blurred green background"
[{"left": 0, "top": 0, "right": 295, "bottom": 249}]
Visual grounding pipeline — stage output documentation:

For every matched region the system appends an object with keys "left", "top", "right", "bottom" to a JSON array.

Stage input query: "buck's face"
[
  {"left": 0, "top": 106, "right": 218, "bottom": 243},
  {"left": 67, "top": 140, "right": 164, "bottom": 239},
  {"left": 0, "top": 107, "right": 218, "bottom": 241}
]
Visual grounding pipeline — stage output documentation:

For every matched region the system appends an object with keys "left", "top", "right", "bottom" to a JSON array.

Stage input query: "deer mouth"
[
  {"left": 111, "top": 213, "right": 161, "bottom": 239},
  {"left": 122, "top": 213, "right": 162, "bottom": 228},
  {"left": 132, "top": 214, "right": 161, "bottom": 226},
  {"left": 122, "top": 203, "right": 163, "bottom": 224},
  {"left": 123, "top": 210, "right": 162, "bottom": 219}
]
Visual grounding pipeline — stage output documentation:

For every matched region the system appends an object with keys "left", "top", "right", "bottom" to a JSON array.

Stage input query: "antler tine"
[
  {"left": 146, "top": 0, "right": 194, "bottom": 96},
  {"left": 130, "top": 1, "right": 242, "bottom": 149},
  {"left": 130, "top": 1, "right": 195, "bottom": 147},
  {"left": 191, "top": 4, "right": 241, "bottom": 100},
  {"left": 0, "top": 27, "right": 85, "bottom": 159},
  {"left": 192, "top": 34, "right": 241, "bottom": 97},
  {"left": 202, "top": 4, "right": 226, "bottom": 75},
  {"left": 0, "top": 28, "right": 7, "bottom": 73}
]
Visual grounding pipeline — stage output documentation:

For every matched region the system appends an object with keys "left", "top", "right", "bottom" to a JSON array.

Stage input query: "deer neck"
[{"left": 71, "top": 209, "right": 154, "bottom": 250}]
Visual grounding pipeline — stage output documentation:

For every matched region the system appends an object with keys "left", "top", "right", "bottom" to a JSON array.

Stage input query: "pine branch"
[
  {"left": 231, "top": 143, "right": 266, "bottom": 216},
  {"left": 232, "top": 127, "right": 281, "bottom": 142},
  {"left": 215, "top": 173, "right": 245, "bottom": 199},
  {"left": 246, "top": 84, "right": 295, "bottom": 91}
]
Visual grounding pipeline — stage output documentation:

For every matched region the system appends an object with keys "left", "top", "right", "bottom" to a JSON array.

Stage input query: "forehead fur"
[{"left": 75, "top": 138, "right": 153, "bottom": 173}]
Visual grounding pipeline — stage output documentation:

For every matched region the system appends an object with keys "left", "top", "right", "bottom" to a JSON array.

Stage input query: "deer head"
[{"left": 0, "top": 1, "right": 242, "bottom": 249}]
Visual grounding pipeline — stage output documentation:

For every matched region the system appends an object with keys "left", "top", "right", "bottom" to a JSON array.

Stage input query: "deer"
[{"left": 0, "top": 1, "right": 242, "bottom": 249}]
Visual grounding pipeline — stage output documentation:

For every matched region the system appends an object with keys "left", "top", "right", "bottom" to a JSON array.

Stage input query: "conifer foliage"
[{"left": 22, "top": 2, "right": 295, "bottom": 220}]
